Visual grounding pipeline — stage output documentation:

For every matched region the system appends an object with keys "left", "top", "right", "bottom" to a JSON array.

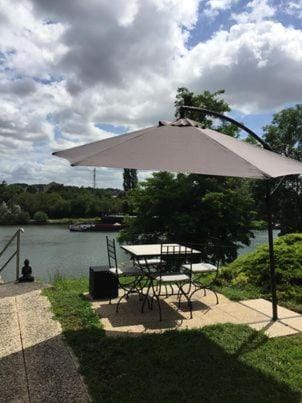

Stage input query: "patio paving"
[
  {"left": 0, "top": 282, "right": 89, "bottom": 402},
  {"left": 91, "top": 288, "right": 302, "bottom": 338}
]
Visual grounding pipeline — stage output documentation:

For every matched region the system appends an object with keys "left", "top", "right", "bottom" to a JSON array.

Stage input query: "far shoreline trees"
[{"left": 0, "top": 182, "right": 124, "bottom": 224}]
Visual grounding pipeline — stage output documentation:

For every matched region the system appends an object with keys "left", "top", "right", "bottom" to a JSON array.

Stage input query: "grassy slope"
[
  {"left": 215, "top": 234, "right": 302, "bottom": 314},
  {"left": 44, "top": 278, "right": 302, "bottom": 403}
]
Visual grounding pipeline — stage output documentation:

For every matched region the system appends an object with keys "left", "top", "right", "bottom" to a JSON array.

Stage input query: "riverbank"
[
  {"left": 0, "top": 219, "right": 279, "bottom": 232},
  {"left": 0, "top": 217, "right": 103, "bottom": 226}
]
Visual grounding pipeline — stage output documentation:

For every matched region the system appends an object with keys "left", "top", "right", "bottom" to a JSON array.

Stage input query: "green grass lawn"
[
  {"left": 44, "top": 277, "right": 302, "bottom": 403},
  {"left": 213, "top": 283, "right": 302, "bottom": 314}
]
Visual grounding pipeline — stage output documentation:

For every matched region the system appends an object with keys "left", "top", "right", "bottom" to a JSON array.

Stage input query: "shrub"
[
  {"left": 221, "top": 233, "right": 302, "bottom": 291},
  {"left": 15, "top": 211, "right": 30, "bottom": 224},
  {"left": 33, "top": 211, "right": 48, "bottom": 223},
  {"left": 0, "top": 202, "right": 30, "bottom": 224}
]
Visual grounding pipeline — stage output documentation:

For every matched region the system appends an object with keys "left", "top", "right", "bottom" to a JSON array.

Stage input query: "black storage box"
[{"left": 89, "top": 266, "right": 118, "bottom": 300}]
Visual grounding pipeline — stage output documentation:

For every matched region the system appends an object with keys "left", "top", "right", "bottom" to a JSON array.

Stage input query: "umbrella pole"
[
  {"left": 181, "top": 105, "right": 281, "bottom": 321},
  {"left": 266, "top": 180, "right": 278, "bottom": 321}
]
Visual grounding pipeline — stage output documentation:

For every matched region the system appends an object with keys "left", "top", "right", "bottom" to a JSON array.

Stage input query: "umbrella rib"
[{"left": 197, "top": 128, "right": 271, "bottom": 179}]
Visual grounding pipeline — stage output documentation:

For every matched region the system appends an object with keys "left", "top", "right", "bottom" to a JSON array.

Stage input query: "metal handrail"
[{"left": 0, "top": 228, "right": 24, "bottom": 281}]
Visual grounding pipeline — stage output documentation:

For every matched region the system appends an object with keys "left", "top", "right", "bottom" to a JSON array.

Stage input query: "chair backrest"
[
  {"left": 159, "top": 243, "right": 193, "bottom": 274},
  {"left": 106, "top": 236, "right": 118, "bottom": 269}
]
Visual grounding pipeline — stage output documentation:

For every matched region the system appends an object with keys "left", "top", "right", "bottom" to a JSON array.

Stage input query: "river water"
[{"left": 0, "top": 225, "right": 278, "bottom": 283}]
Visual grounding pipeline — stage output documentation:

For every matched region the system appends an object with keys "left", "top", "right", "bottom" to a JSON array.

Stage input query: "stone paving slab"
[
  {"left": 92, "top": 289, "right": 302, "bottom": 338},
  {"left": 0, "top": 298, "right": 29, "bottom": 402},
  {"left": 282, "top": 316, "right": 302, "bottom": 332},
  {"left": 240, "top": 298, "right": 299, "bottom": 319},
  {"left": 249, "top": 320, "right": 299, "bottom": 337},
  {"left": 0, "top": 297, "right": 17, "bottom": 315},
  {"left": 0, "top": 282, "right": 90, "bottom": 402},
  {"left": 216, "top": 302, "right": 269, "bottom": 324}
]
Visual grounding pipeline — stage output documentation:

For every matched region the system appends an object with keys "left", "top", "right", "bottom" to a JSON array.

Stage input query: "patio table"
[
  {"left": 121, "top": 243, "right": 201, "bottom": 258},
  {"left": 121, "top": 243, "right": 202, "bottom": 320}
]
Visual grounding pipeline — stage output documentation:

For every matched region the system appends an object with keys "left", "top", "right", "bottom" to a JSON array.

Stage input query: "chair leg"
[
  {"left": 209, "top": 287, "right": 219, "bottom": 305},
  {"left": 116, "top": 290, "right": 128, "bottom": 313},
  {"left": 165, "top": 285, "right": 169, "bottom": 298},
  {"left": 178, "top": 289, "right": 182, "bottom": 308},
  {"left": 179, "top": 283, "right": 193, "bottom": 319},
  {"left": 141, "top": 282, "right": 151, "bottom": 313},
  {"left": 151, "top": 281, "right": 162, "bottom": 321}
]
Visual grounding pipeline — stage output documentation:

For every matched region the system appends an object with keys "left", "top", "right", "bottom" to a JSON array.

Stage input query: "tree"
[
  {"left": 175, "top": 88, "right": 230, "bottom": 116},
  {"left": 0, "top": 182, "right": 124, "bottom": 221},
  {"left": 174, "top": 87, "right": 240, "bottom": 137},
  {"left": 123, "top": 169, "right": 138, "bottom": 192},
  {"left": 0, "top": 202, "right": 10, "bottom": 224},
  {"left": 0, "top": 202, "right": 30, "bottom": 224},
  {"left": 33, "top": 211, "right": 48, "bottom": 223},
  {"left": 252, "top": 105, "right": 302, "bottom": 234},
  {"left": 120, "top": 172, "right": 254, "bottom": 262},
  {"left": 120, "top": 88, "right": 257, "bottom": 262}
]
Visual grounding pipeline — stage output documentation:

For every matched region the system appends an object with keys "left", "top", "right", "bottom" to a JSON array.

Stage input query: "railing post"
[{"left": 16, "top": 230, "right": 21, "bottom": 281}]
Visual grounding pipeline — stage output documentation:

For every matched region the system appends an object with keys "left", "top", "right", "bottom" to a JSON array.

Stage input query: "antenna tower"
[{"left": 93, "top": 168, "right": 96, "bottom": 189}]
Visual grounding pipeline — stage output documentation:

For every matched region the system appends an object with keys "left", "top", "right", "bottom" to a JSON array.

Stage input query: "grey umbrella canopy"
[
  {"left": 53, "top": 118, "right": 302, "bottom": 179},
  {"left": 53, "top": 114, "right": 302, "bottom": 321}
]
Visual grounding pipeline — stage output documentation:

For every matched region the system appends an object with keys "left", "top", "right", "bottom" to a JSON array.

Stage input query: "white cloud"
[
  {"left": 179, "top": 20, "right": 302, "bottom": 113},
  {"left": 0, "top": 0, "right": 201, "bottom": 187},
  {"left": 203, "top": 0, "right": 240, "bottom": 18},
  {"left": 285, "top": 1, "right": 302, "bottom": 19},
  {"left": 232, "top": 0, "right": 275, "bottom": 23},
  {"left": 0, "top": 0, "right": 301, "bottom": 188}
]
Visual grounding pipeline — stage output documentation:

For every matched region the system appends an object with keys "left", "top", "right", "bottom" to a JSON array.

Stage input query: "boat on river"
[
  {"left": 69, "top": 215, "right": 125, "bottom": 232},
  {"left": 69, "top": 222, "right": 123, "bottom": 232}
]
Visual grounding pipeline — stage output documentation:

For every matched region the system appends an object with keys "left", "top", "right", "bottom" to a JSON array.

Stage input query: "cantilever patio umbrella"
[{"left": 53, "top": 106, "right": 302, "bottom": 320}]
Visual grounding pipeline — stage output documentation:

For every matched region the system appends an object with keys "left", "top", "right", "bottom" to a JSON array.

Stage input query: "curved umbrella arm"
[{"left": 180, "top": 105, "right": 273, "bottom": 151}]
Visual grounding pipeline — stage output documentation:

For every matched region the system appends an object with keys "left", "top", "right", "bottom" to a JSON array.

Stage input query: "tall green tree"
[
  {"left": 175, "top": 87, "right": 240, "bottom": 136},
  {"left": 260, "top": 105, "right": 302, "bottom": 234},
  {"left": 123, "top": 168, "right": 138, "bottom": 192},
  {"left": 120, "top": 172, "right": 254, "bottom": 262}
]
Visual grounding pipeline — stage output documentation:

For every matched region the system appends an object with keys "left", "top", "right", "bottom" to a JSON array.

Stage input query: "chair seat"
[
  {"left": 138, "top": 258, "right": 161, "bottom": 266},
  {"left": 155, "top": 273, "right": 190, "bottom": 282},
  {"left": 109, "top": 266, "right": 141, "bottom": 276},
  {"left": 182, "top": 263, "right": 217, "bottom": 273}
]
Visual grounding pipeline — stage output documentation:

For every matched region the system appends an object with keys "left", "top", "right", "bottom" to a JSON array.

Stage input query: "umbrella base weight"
[{"left": 89, "top": 266, "right": 118, "bottom": 300}]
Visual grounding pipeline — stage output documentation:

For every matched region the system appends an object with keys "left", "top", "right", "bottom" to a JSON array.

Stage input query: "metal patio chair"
[
  {"left": 106, "top": 237, "right": 143, "bottom": 312},
  {"left": 137, "top": 244, "right": 193, "bottom": 321},
  {"left": 182, "top": 259, "right": 219, "bottom": 305}
]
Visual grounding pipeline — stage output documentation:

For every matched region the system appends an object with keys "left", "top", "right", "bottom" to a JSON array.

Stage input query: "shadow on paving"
[
  {"left": 0, "top": 335, "right": 88, "bottom": 402},
  {"left": 0, "top": 282, "right": 47, "bottom": 299},
  {"left": 63, "top": 325, "right": 301, "bottom": 403},
  {"left": 95, "top": 295, "right": 215, "bottom": 331}
]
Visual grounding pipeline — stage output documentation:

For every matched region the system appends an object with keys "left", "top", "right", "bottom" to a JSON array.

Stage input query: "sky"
[{"left": 0, "top": 0, "right": 301, "bottom": 189}]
